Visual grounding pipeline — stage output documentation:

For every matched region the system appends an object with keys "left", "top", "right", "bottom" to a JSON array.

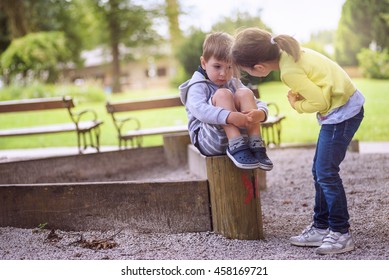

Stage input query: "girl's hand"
[{"left": 287, "top": 90, "right": 303, "bottom": 109}]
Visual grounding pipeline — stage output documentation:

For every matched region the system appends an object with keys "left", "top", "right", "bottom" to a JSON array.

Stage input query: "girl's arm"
[{"left": 282, "top": 73, "right": 330, "bottom": 114}]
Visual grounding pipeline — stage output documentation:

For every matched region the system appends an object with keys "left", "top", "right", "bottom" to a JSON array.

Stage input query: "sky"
[{"left": 179, "top": 0, "right": 347, "bottom": 42}]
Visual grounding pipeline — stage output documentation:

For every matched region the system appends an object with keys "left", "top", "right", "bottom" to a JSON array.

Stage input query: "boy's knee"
[
  {"left": 212, "top": 88, "right": 234, "bottom": 104},
  {"left": 214, "top": 88, "right": 233, "bottom": 97},
  {"left": 235, "top": 87, "right": 254, "bottom": 99}
]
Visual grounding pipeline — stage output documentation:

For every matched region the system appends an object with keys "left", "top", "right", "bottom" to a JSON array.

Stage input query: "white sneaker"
[
  {"left": 316, "top": 230, "right": 355, "bottom": 255},
  {"left": 290, "top": 224, "right": 329, "bottom": 247}
]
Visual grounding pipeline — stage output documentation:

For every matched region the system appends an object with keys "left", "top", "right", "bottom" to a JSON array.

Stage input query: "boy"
[{"left": 179, "top": 32, "right": 272, "bottom": 170}]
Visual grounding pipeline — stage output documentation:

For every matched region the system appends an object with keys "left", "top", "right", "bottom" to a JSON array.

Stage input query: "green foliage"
[
  {"left": 89, "top": 0, "right": 162, "bottom": 92},
  {"left": 175, "top": 29, "right": 206, "bottom": 81},
  {"left": 38, "top": 223, "right": 48, "bottom": 230},
  {"left": 211, "top": 11, "right": 271, "bottom": 35},
  {"left": 0, "top": 83, "right": 106, "bottom": 103},
  {"left": 357, "top": 48, "right": 389, "bottom": 79},
  {"left": 1, "top": 0, "right": 92, "bottom": 66},
  {"left": 175, "top": 12, "right": 275, "bottom": 85},
  {"left": 335, "top": 0, "right": 389, "bottom": 66},
  {"left": 302, "top": 41, "right": 333, "bottom": 59},
  {"left": 0, "top": 32, "right": 72, "bottom": 84},
  {"left": 169, "top": 64, "right": 189, "bottom": 88}
]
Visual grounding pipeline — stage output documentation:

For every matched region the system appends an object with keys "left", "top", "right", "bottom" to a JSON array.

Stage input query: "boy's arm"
[{"left": 186, "top": 83, "right": 230, "bottom": 125}]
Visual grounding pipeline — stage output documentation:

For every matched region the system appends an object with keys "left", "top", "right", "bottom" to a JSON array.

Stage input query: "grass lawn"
[{"left": 0, "top": 79, "right": 388, "bottom": 150}]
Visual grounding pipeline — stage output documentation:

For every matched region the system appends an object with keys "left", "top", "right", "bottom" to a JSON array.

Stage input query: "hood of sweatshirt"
[{"left": 179, "top": 67, "right": 216, "bottom": 105}]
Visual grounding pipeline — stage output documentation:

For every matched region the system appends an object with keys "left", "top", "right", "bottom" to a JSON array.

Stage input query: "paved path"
[{"left": 0, "top": 142, "right": 388, "bottom": 163}]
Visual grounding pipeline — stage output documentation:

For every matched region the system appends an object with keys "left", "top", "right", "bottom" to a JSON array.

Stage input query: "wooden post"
[
  {"left": 163, "top": 132, "right": 191, "bottom": 167},
  {"left": 206, "top": 155, "right": 264, "bottom": 240}
]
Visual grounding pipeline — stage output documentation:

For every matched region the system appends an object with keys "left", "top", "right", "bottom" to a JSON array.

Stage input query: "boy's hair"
[
  {"left": 232, "top": 27, "right": 301, "bottom": 68},
  {"left": 202, "top": 32, "right": 234, "bottom": 62}
]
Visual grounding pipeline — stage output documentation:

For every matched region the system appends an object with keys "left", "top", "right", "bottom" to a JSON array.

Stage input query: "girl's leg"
[
  {"left": 312, "top": 133, "right": 331, "bottom": 229},
  {"left": 313, "top": 108, "right": 364, "bottom": 232}
]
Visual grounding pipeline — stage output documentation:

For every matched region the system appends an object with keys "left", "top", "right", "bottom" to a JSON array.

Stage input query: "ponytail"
[
  {"left": 272, "top": 34, "right": 301, "bottom": 62},
  {"left": 232, "top": 28, "right": 301, "bottom": 67}
]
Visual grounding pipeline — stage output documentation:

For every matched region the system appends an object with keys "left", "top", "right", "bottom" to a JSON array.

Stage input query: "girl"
[{"left": 231, "top": 27, "right": 364, "bottom": 255}]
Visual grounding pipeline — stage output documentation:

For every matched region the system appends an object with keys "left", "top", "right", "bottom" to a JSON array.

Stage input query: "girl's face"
[
  {"left": 241, "top": 64, "right": 271, "bottom": 78},
  {"left": 200, "top": 56, "right": 233, "bottom": 86}
]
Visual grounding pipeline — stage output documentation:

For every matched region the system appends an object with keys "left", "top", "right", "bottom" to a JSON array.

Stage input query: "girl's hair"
[
  {"left": 231, "top": 27, "right": 301, "bottom": 68},
  {"left": 202, "top": 32, "right": 234, "bottom": 62}
]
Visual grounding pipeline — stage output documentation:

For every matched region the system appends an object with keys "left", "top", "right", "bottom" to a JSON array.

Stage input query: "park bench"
[
  {"left": 261, "top": 102, "right": 286, "bottom": 147},
  {"left": 0, "top": 96, "right": 103, "bottom": 153},
  {"left": 106, "top": 95, "right": 188, "bottom": 149},
  {"left": 106, "top": 94, "right": 285, "bottom": 149}
]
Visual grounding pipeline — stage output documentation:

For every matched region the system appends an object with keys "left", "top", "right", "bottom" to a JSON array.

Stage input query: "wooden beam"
[{"left": 206, "top": 155, "right": 264, "bottom": 240}]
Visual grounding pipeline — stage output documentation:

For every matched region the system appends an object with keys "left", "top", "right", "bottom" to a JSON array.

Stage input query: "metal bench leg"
[{"left": 76, "top": 132, "right": 82, "bottom": 154}]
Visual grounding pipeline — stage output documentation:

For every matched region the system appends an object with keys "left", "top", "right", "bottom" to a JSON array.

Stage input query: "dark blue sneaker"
[
  {"left": 226, "top": 144, "right": 260, "bottom": 169},
  {"left": 251, "top": 146, "right": 273, "bottom": 171}
]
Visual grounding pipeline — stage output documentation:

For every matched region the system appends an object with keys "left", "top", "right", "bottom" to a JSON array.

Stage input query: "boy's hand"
[
  {"left": 227, "top": 110, "right": 265, "bottom": 127},
  {"left": 244, "top": 109, "right": 266, "bottom": 123},
  {"left": 226, "top": 111, "right": 251, "bottom": 127}
]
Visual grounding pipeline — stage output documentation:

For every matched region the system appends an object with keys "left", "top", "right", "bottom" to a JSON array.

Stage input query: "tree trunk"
[
  {"left": 111, "top": 41, "right": 121, "bottom": 93},
  {"left": 108, "top": 0, "right": 122, "bottom": 93},
  {"left": 1, "top": 0, "right": 29, "bottom": 38},
  {"left": 165, "top": 0, "right": 182, "bottom": 49}
]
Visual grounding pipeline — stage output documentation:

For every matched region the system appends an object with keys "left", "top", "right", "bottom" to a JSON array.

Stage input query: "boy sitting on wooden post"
[{"left": 179, "top": 32, "right": 273, "bottom": 171}]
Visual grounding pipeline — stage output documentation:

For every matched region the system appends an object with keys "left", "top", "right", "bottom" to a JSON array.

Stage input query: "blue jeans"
[{"left": 312, "top": 107, "right": 364, "bottom": 233}]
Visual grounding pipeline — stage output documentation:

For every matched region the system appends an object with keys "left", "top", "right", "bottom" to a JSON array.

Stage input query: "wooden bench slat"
[
  {"left": 0, "top": 121, "right": 102, "bottom": 137},
  {"left": 0, "top": 97, "right": 74, "bottom": 113},
  {"left": 106, "top": 95, "right": 285, "bottom": 148},
  {"left": 106, "top": 96, "right": 183, "bottom": 113},
  {"left": 0, "top": 123, "right": 79, "bottom": 136},
  {"left": 121, "top": 125, "right": 188, "bottom": 139},
  {"left": 262, "top": 115, "right": 285, "bottom": 127},
  {"left": 106, "top": 96, "right": 187, "bottom": 148}
]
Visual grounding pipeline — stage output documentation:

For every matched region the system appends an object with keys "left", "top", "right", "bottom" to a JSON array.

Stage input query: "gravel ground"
[{"left": 0, "top": 148, "right": 388, "bottom": 260}]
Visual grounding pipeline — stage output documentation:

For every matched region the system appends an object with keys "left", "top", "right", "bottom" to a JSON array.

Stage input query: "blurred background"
[{"left": 0, "top": 0, "right": 388, "bottom": 150}]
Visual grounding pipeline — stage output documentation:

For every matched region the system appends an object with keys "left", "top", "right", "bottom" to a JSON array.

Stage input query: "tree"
[
  {"left": 211, "top": 10, "right": 270, "bottom": 35},
  {"left": 165, "top": 0, "right": 183, "bottom": 49},
  {"left": 0, "top": 0, "right": 99, "bottom": 78},
  {"left": 176, "top": 11, "right": 273, "bottom": 80},
  {"left": 176, "top": 29, "right": 206, "bottom": 81},
  {"left": 0, "top": 32, "right": 72, "bottom": 84},
  {"left": 357, "top": 48, "right": 389, "bottom": 79},
  {"left": 91, "top": 0, "right": 160, "bottom": 93},
  {"left": 0, "top": 0, "right": 29, "bottom": 39},
  {"left": 335, "top": 0, "right": 389, "bottom": 66},
  {"left": 212, "top": 11, "right": 276, "bottom": 85}
]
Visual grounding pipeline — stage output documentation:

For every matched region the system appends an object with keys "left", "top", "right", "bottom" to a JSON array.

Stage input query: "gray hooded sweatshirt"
[{"left": 179, "top": 70, "right": 268, "bottom": 146}]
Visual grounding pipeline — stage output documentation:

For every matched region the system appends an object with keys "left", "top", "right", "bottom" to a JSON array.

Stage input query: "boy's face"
[{"left": 200, "top": 56, "right": 233, "bottom": 86}]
